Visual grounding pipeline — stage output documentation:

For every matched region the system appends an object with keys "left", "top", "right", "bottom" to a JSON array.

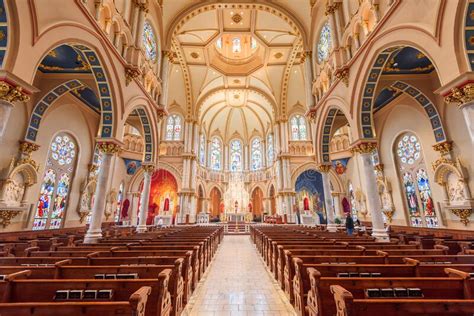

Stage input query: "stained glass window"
[
  {"left": 251, "top": 138, "right": 263, "bottom": 171},
  {"left": 317, "top": 22, "right": 332, "bottom": 63},
  {"left": 199, "top": 134, "right": 206, "bottom": 166},
  {"left": 267, "top": 134, "right": 274, "bottom": 167},
  {"left": 397, "top": 134, "right": 421, "bottom": 165},
  {"left": 165, "top": 114, "right": 182, "bottom": 141},
  {"left": 395, "top": 132, "right": 437, "bottom": 228},
  {"left": 232, "top": 37, "right": 241, "bottom": 53},
  {"left": 33, "top": 133, "right": 78, "bottom": 230},
  {"left": 416, "top": 169, "right": 437, "bottom": 228},
  {"left": 291, "top": 115, "right": 307, "bottom": 140},
  {"left": 210, "top": 137, "right": 222, "bottom": 171},
  {"left": 143, "top": 20, "right": 157, "bottom": 61},
  {"left": 229, "top": 139, "right": 243, "bottom": 172}
]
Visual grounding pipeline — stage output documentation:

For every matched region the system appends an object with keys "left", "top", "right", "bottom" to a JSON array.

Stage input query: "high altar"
[{"left": 222, "top": 173, "right": 252, "bottom": 222}]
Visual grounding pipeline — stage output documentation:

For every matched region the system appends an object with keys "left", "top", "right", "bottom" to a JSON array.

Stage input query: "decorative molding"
[
  {"left": 325, "top": 3, "right": 341, "bottom": 16},
  {"left": 431, "top": 157, "right": 456, "bottom": 172},
  {"left": 451, "top": 208, "right": 472, "bottom": 226},
  {"left": 374, "top": 164, "right": 384, "bottom": 172},
  {"left": 305, "top": 107, "right": 317, "bottom": 123},
  {"left": 19, "top": 141, "right": 40, "bottom": 156},
  {"left": 0, "top": 81, "right": 30, "bottom": 103},
  {"left": 334, "top": 67, "right": 349, "bottom": 87},
  {"left": 444, "top": 84, "right": 474, "bottom": 106},
  {"left": 382, "top": 209, "right": 394, "bottom": 223},
  {"left": 125, "top": 67, "right": 141, "bottom": 86}
]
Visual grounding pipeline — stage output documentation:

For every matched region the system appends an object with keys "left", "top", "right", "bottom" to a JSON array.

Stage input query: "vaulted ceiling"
[{"left": 165, "top": 1, "right": 310, "bottom": 142}]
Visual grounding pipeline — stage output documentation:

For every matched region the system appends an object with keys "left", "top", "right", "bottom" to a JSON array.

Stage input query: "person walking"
[{"left": 345, "top": 213, "right": 354, "bottom": 236}]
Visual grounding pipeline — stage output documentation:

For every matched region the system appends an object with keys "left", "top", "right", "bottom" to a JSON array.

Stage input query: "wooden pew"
[{"left": 330, "top": 285, "right": 474, "bottom": 316}]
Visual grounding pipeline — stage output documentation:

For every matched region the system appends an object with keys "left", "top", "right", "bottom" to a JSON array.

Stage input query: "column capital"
[
  {"left": 125, "top": 66, "right": 141, "bottom": 86},
  {"left": 350, "top": 141, "right": 377, "bottom": 154},
  {"left": 317, "top": 164, "right": 332, "bottom": 173},
  {"left": 305, "top": 107, "right": 318, "bottom": 123},
  {"left": 96, "top": 140, "right": 122, "bottom": 154},
  {"left": 141, "top": 163, "right": 156, "bottom": 174},
  {"left": 444, "top": 84, "right": 474, "bottom": 107},
  {"left": 19, "top": 140, "right": 40, "bottom": 155},
  {"left": 432, "top": 140, "right": 453, "bottom": 155}
]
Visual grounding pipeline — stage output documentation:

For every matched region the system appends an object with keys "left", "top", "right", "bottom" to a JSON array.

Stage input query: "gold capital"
[
  {"left": 444, "top": 84, "right": 474, "bottom": 106},
  {"left": 97, "top": 142, "right": 121, "bottom": 154},
  {"left": 317, "top": 164, "right": 332, "bottom": 173},
  {"left": 0, "top": 82, "right": 30, "bottom": 103},
  {"left": 350, "top": 142, "right": 377, "bottom": 154}
]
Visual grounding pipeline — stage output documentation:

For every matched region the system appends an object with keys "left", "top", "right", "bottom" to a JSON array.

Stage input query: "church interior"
[{"left": 0, "top": 0, "right": 473, "bottom": 315}]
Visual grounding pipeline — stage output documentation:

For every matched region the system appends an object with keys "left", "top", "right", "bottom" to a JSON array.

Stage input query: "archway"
[
  {"left": 359, "top": 46, "right": 447, "bottom": 143},
  {"left": 210, "top": 187, "right": 222, "bottom": 219},
  {"left": 145, "top": 169, "right": 178, "bottom": 225},
  {"left": 251, "top": 187, "right": 264, "bottom": 220},
  {"left": 295, "top": 169, "right": 326, "bottom": 223}
]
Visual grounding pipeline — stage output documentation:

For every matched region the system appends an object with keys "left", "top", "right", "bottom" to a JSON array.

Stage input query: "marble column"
[
  {"left": 134, "top": 1, "right": 147, "bottom": 48},
  {"left": 318, "top": 165, "right": 336, "bottom": 232},
  {"left": 136, "top": 164, "right": 154, "bottom": 233},
  {"left": 332, "top": 193, "right": 343, "bottom": 219},
  {"left": 351, "top": 142, "right": 389, "bottom": 242},
  {"left": 459, "top": 102, "right": 474, "bottom": 143},
  {"left": 84, "top": 142, "right": 121, "bottom": 243},
  {"left": 159, "top": 51, "right": 171, "bottom": 107}
]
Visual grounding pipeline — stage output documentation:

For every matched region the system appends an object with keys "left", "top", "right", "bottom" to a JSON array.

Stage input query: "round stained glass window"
[
  {"left": 143, "top": 21, "right": 157, "bottom": 62},
  {"left": 317, "top": 22, "right": 332, "bottom": 63},
  {"left": 51, "top": 135, "right": 76, "bottom": 166},
  {"left": 397, "top": 134, "right": 421, "bottom": 165}
]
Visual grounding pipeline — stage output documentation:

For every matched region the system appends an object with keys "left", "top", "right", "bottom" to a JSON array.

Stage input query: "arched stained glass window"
[
  {"left": 210, "top": 137, "right": 222, "bottom": 171},
  {"left": 33, "top": 133, "right": 78, "bottom": 230},
  {"left": 165, "top": 114, "right": 182, "bottom": 141},
  {"left": 229, "top": 139, "right": 242, "bottom": 172},
  {"left": 251, "top": 138, "right": 263, "bottom": 171},
  {"left": 143, "top": 20, "right": 157, "bottom": 62},
  {"left": 267, "top": 134, "right": 274, "bottom": 167},
  {"left": 291, "top": 115, "right": 307, "bottom": 140},
  {"left": 199, "top": 134, "right": 206, "bottom": 166},
  {"left": 394, "top": 132, "right": 438, "bottom": 228},
  {"left": 317, "top": 22, "right": 332, "bottom": 63},
  {"left": 232, "top": 37, "right": 241, "bottom": 53}
]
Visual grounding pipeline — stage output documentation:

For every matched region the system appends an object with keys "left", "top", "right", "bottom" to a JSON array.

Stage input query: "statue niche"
[
  {"left": 433, "top": 159, "right": 473, "bottom": 226},
  {"left": 0, "top": 157, "right": 38, "bottom": 228}
]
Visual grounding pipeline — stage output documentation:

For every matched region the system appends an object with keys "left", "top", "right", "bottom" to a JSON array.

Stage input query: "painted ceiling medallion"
[
  {"left": 190, "top": 52, "right": 199, "bottom": 59},
  {"left": 234, "top": 94, "right": 240, "bottom": 99},
  {"left": 233, "top": 79, "right": 240, "bottom": 84},
  {"left": 231, "top": 13, "right": 243, "bottom": 23},
  {"left": 274, "top": 52, "right": 283, "bottom": 59}
]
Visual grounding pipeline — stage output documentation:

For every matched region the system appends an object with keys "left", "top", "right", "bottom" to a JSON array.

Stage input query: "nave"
[{"left": 184, "top": 235, "right": 296, "bottom": 316}]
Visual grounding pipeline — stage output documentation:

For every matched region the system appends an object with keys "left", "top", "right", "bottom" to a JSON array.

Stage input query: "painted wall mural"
[
  {"left": 332, "top": 158, "right": 350, "bottom": 175},
  {"left": 123, "top": 159, "right": 142, "bottom": 175},
  {"left": 143, "top": 169, "right": 178, "bottom": 224},
  {"left": 295, "top": 169, "right": 326, "bottom": 223}
]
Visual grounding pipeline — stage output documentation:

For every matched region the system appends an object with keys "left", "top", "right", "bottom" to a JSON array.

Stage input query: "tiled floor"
[{"left": 183, "top": 235, "right": 296, "bottom": 316}]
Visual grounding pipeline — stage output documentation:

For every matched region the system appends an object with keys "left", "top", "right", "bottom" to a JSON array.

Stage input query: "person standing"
[{"left": 345, "top": 213, "right": 354, "bottom": 236}]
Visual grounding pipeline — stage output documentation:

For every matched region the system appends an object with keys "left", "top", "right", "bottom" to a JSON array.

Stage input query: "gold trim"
[
  {"left": 444, "top": 84, "right": 474, "bottom": 106},
  {"left": 317, "top": 164, "right": 332, "bottom": 173},
  {"left": 97, "top": 142, "right": 121, "bottom": 155},
  {"left": 142, "top": 164, "right": 156, "bottom": 173},
  {"left": 0, "top": 82, "right": 30, "bottom": 103},
  {"left": 432, "top": 141, "right": 453, "bottom": 155},
  {"left": 382, "top": 209, "right": 394, "bottom": 223},
  {"left": 125, "top": 67, "right": 141, "bottom": 86},
  {"left": 451, "top": 209, "right": 472, "bottom": 226},
  {"left": 350, "top": 142, "right": 377, "bottom": 154}
]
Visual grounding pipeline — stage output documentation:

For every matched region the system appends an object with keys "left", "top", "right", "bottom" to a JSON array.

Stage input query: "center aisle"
[{"left": 184, "top": 235, "right": 296, "bottom": 316}]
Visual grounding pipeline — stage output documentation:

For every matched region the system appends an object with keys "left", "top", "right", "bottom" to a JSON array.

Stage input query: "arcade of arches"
[{"left": 0, "top": 0, "right": 473, "bottom": 243}]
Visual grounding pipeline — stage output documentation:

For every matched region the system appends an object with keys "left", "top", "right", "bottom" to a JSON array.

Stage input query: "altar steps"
[{"left": 223, "top": 222, "right": 252, "bottom": 235}]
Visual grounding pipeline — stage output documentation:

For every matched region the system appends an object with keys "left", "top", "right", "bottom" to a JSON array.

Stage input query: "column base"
[
  {"left": 84, "top": 229, "right": 102, "bottom": 244},
  {"left": 371, "top": 228, "right": 390, "bottom": 242},
  {"left": 136, "top": 225, "right": 147, "bottom": 233},
  {"left": 327, "top": 223, "right": 338, "bottom": 232}
]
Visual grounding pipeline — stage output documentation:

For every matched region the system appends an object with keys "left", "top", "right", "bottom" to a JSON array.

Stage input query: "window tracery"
[
  {"left": 251, "top": 138, "right": 263, "bottom": 171},
  {"left": 291, "top": 115, "right": 307, "bottom": 140},
  {"left": 165, "top": 114, "right": 182, "bottom": 141},
  {"left": 143, "top": 20, "right": 157, "bottom": 62},
  {"left": 230, "top": 139, "right": 243, "bottom": 172},
  {"left": 317, "top": 22, "right": 332, "bottom": 63}
]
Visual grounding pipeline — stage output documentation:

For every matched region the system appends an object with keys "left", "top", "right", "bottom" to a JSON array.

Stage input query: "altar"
[{"left": 223, "top": 173, "right": 251, "bottom": 223}]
